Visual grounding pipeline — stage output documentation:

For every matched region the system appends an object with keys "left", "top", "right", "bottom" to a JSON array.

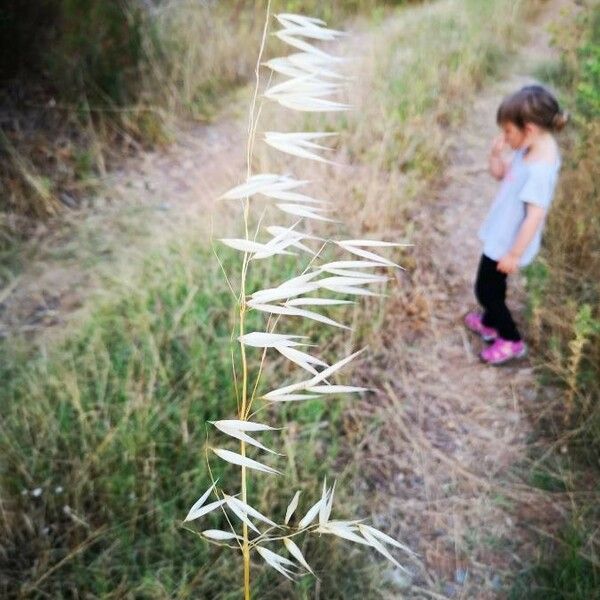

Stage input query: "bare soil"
[{"left": 0, "top": 113, "right": 247, "bottom": 340}]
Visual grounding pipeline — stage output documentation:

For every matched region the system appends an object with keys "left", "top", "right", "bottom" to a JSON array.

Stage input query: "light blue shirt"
[{"left": 478, "top": 148, "right": 561, "bottom": 266}]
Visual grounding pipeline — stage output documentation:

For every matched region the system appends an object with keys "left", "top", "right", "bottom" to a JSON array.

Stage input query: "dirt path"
[
  {"left": 354, "top": 1, "right": 577, "bottom": 597},
  {"left": 0, "top": 114, "right": 248, "bottom": 339}
]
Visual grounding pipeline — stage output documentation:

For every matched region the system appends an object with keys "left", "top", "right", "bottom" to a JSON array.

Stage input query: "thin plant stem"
[{"left": 239, "top": 3, "right": 271, "bottom": 599}]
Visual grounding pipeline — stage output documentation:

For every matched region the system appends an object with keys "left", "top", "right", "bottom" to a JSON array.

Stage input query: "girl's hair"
[{"left": 496, "top": 85, "right": 569, "bottom": 132}]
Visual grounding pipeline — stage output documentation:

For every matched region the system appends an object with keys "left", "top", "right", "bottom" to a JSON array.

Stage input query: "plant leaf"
[
  {"left": 319, "top": 284, "right": 382, "bottom": 297},
  {"left": 256, "top": 546, "right": 297, "bottom": 580},
  {"left": 238, "top": 332, "right": 307, "bottom": 348},
  {"left": 308, "top": 348, "right": 366, "bottom": 386},
  {"left": 265, "top": 393, "right": 320, "bottom": 402},
  {"left": 277, "top": 270, "right": 322, "bottom": 289},
  {"left": 184, "top": 498, "right": 226, "bottom": 522},
  {"left": 285, "top": 297, "right": 353, "bottom": 307},
  {"left": 267, "top": 225, "right": 322, "bottom": 240},
  {"left": 184, "top": 480, "right": 218, "bottom": 522},
  {"left": 265, "top": 138, "right": 331, "bottom": 163},
  {"left": 223, "top": 496, "right": 260, "bottom": 534},
  {"left": 319, "top": 479, "right": 329, "bottom": 526},
  {"left": 284, "top": 537, "right": 315, "bottom": 574},
  {"left": 285, "top": 490, "right": 301, "bottom": 524},
  {"left": 358, "top": 526, "right": 407, "bottom": 571},
  {"left": 248, "top": 283, "right": 320, "bottom": 305},
  {"left": 305, "top": 385, "right": 368, "bottom": 394},
  {"left": 264, "top": 133, "right": 336, "bottom": 164},
  {"left": 225, "top": 495, "right": 279, "bottom": 529},
  {"left": 212, "top": 448, "right": 281, "bottom": 475},
  {"left": 337, "top": 242, "right": 401, "bottom": 268},
  {"left": 264, "top": 190, "right": 328, "bottom": 204},
  {"left": 317, "top": 275, "right": 387, "bottom": 288},
  {"left": 220, "top": 174, "right": 283, "bottom": 199},
  {"left": 277, "top": 203, "right": 336, "bottom": 222},
  {"left": 251, "top": 303, "right": 349, "bottom": 330},
  {"left": 320, "top": 268, "right": 388, "bottom": 280},
  {"left": 276, "top": 32, "right": 338, "bottom": 59},
  {"left": 210, "top": 419, "right": 276, "bottom": 432},
  {"left": 277, "top": 24, "right": 343, "bottom": 42},
  {"left": 298, "top": 497, "right": 324, "bottom": 529},
  {"left": 321, "top": 480, "right": 336, "bottom": 524},
  {"left": 202, "top": 529, "right": 241, "bottom": 541},
  {"left": 340, "top": 239, "right": 412, "bottom": 248},
  {"left": 265, "top": 75, "right": 341, "bottom": 97},
  {"left": 288, "top": 52, "right": 346, "bottom": 79},
  {"left": 264, "top": 348, "right": 366, "bottom": 400},
  {"left": 220, "top": 238, "right": 269, "bottom": 253},
  {"left": 317, "top": 521, "right": 370, "bottom": 545},
  {"left": 212, "top": 423, "right": 280, "bottom": 455},
  {"left": 263, "top": 379, "right": 313, "bottom": 401},
  {"left": 263, "top": 57, "right": 310, "bottom": 78},
  {"left": 277, "top": 345, "right": 328, "bottom": 375},
  {"left": 357, "top": 524, "right": 416, "bottom": 555},
  {"left": 271, "top": 94, "right": 351, "bottom": 112},
  {"left": 319, "top": 260, "right": 383, "bottom": 270}
]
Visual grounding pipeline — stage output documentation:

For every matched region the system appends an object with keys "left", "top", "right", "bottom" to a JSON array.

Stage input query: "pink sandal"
[
  {"left": 464, "top": 312, "right": 498, "bottom": 341},
  {"left": 480, "top": 338, "right": 527, "bottom": 365}
]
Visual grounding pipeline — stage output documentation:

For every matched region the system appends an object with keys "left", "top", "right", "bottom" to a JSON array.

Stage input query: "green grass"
[
  {"left": 0, "top": 239, "right": 383, "bottom": 598},
  {"left": 510, "top": 526, "right": 600, "bottom": 600}
]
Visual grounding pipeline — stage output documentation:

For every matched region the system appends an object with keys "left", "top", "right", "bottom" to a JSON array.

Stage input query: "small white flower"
[
  {"left": 31, "top": 487, "right": 43, "bottom": 497},
  {"left": 54, "top": 486, "right": 64, "bottom": 495}
]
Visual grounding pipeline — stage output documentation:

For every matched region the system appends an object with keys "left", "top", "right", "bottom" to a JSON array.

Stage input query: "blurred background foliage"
[
  {"left": 526, "top": 3, "right": 600, "bottom": 460},
  {"left": 0, "top": 0, "right": 417, "bottom": 228}
]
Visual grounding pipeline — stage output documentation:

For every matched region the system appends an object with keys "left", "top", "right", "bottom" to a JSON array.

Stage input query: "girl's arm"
[
  {"left": 489, "top": 135, "right": 508, "bottom": 180},
  {"left": 497, "top": 203, "right": 546, "bottom": 274}
]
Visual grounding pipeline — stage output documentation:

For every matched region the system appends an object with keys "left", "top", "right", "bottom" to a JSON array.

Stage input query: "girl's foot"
[
  {"left": 480, "top": 338, "right": 527, "bottom": 365},
  {"left": 464, "top": 312, "right": 498, "bottom": 341}
]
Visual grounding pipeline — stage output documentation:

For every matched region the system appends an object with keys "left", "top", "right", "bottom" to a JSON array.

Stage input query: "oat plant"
[{"left": 183, "top": 8, "right": 413, "bottom": 597}]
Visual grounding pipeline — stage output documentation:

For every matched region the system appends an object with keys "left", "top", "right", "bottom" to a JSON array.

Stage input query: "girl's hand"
[
  {"left": 490, "top": 134, "right": 506, "bottom": 157},
  {"left": 497, "top": 252, "right": 519, "bottom": 274}
]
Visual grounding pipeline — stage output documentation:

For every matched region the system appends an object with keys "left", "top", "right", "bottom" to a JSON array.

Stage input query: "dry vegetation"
[
  {"left": 0, "top": 0, "right": 413, "bottom": 239},
  {"left": 511, "top": 4, "right": 600, "bottom": 596}
]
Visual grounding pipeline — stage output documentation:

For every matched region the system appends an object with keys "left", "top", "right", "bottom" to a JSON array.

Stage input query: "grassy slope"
[{"left": 0, "top": 1, "right": 542, "bottom": 597}]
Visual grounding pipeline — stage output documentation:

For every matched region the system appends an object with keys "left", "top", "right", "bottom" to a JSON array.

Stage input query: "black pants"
[{"left": 474, "top": 254, "right": 521, "bottom": 341}]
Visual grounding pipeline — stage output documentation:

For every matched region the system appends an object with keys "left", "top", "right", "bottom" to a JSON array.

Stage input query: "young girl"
[{"left": 465, "top": 85, "right": 568, "bottom": 365}]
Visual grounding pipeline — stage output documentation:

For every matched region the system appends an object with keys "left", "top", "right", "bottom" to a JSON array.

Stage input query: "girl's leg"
[
  {"left": 475, "top": 255, "right": 499, "bottom": 327},
  {"left": 474, "top": 254, "right": 521, "bottom": 341}
]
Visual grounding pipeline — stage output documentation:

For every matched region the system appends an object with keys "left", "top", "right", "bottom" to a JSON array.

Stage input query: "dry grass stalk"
[{"left": 182, "top": 8, "right": 413, "bottom": 597}]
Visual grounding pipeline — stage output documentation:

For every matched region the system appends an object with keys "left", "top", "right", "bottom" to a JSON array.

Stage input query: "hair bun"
[{"left": 552, "top": 110, "right": 569, "bottom": 131}]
